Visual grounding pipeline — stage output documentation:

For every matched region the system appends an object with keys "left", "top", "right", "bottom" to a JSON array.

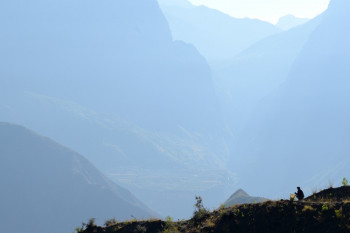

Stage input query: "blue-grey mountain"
[
  {"left": 214, "top": 12, "right": 322, "bottom": 141},
  {"left": 229, "top": 0, "right": 350, "bottom": 198},
  {"left": 158, "top": 0, "right": 280, "bottom": 63},
  {"left": 0, "top": 122, "right": 156, "bottom": 233},
  {"left": 224, "top": 189, "right": 269, "bottom": 207},
  {"left": 0, "top": 0, "right": 231, "bottom": 218},
  {"left": 276, "top": 15, "right": 310, "bottom": 31}
]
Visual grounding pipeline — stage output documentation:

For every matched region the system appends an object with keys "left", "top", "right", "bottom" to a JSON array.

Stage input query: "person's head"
[{"left": 297, "top": 187, "right": 301, "bottom": 190}]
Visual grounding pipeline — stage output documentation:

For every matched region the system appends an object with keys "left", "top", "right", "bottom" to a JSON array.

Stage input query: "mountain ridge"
[
  {"left": 228, "top": 0, "right": 350, "bottom": 196},
  {"left": 0, "top": 122, "right": 156, "bottom": 233},
  {"left": 79, "top": 186, "right": 350, "bottom": 233},
  {"left": 158, "top": 0, "right": 280, "bottom": 63},
  {"left": 0, "top": 0, "right": 230, "bottom": 219},
  {"left": 224, "top": 189, "right": 269, "bottom": 206}
]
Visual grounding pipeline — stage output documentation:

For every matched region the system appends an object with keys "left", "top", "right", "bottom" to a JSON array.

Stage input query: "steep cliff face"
[
  {"left": 0, "top": 0, "right": 219, "bottom": 131},
  {"left": 0, "top": 0, "right": 227, "bottom": 219},
  {"left": 158, "top": 0, "right": 280, "bottom": 63}
]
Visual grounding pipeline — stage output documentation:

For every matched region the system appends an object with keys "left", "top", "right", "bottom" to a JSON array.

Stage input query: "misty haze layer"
[
  {"left": 158, "top": 0, "right": 281, "bottom": 63},
  {"left": 0, "top": 0, "right": 232, "bottom": 219},
  {"left": 1, "top": 0, "right": 349, "bottom": 226},
  {"left": 228, "top": 0, "right": 350, "bottom": 197}
]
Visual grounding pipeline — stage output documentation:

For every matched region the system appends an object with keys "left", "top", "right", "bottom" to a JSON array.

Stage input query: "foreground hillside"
[{"left": 80, "top": 186, "right": 350, "bottom": 233}]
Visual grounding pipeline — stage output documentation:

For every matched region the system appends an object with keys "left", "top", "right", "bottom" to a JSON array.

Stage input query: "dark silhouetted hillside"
[{"left": 79, "top": 186, "right": 350, "bottom": 233}]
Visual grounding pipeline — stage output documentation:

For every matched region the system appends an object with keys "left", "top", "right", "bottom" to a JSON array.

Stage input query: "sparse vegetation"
[
  {"left": 302, "top": 205, "right": 315, "bottom": 212},
  {"left": 105, "top": 218, "right": 118, "bottom": 227},
  {"left": 76, "top": 185, "right": 350, "bottom": 233},
  {"left": 192, "top": 196, "right": 209, "bottom": 222},
  {"left": 74, "top": 226, "right": 84, "bottom": 233},
  {"left": 218, "top": 203, "right": 226, "bottom": 210},
  {"left": 335, "top": 207, "right": 343, "bottom": 219},
  {"left": 163, "top": 216, "right": 178, "bottom": 233},
  {"left": 135, "top": 224, "right": 147, "bottom": 233},
  {"left": 342, "top": 177, "right": 348, "bottom": 186},
  {"left": 322, "top": 203, "right": 329, "bottom": 211},
  {"left": 86, "top": 218, "right": 97, "bottom": 229}
]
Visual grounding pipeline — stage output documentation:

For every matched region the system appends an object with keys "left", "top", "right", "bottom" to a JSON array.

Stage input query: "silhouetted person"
[{"left": 295, "top": 187, "right": 304, "bottom": 200}]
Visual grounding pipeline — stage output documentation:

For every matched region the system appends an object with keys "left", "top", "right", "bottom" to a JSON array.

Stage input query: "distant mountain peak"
[
  {"left": 232, "top": 189, "right": 249, "bottom": 198},
  {"left": 276, "top": 14, "right": 309, "bottom": 31},
  {"left": 224, "top": 189, "right": 268, "bottom": 207},
  {"left": 157, "top": 0, "right": 193, "bottom": 8}
]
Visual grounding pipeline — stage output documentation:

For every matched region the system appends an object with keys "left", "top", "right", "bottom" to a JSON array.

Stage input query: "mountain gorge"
[
  {"left": 1, "top": 0, "right": 349, "bottom": 229},
  {"left": 229, "top": 0, "right": 350, "bottom": 197},
  {"left": 0, "top": 0, "right": 233, "bottom": 218},
  {"left": 0, "top": 0, "right": 217, "bottom": 131},
  {"left": 158, "top": 0, "right": 281, "bottom": 63},
  {"left": 214, "top": 13, "right": 322, "bottom": 139}
]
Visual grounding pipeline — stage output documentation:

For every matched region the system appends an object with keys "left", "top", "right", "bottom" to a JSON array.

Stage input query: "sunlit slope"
[
  {"left": 276, "top": 15, "right": 309, "bottom": 31},
  {"left": 159, "top": 0, "right": 280, "bottom": 63}
]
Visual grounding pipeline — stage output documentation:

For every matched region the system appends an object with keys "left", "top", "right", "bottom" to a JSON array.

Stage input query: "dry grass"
[{"left": 302, "top": 205, "right": 315, "bottom": 212}]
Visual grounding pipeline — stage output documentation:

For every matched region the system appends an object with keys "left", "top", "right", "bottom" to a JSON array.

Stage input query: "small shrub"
[
  {"left": 74, "top": 226, "right": 84, "bottom": 233},
  {"left": 342, "top": 178, "right": 348, "bottom": 186},
  {"left": 322, "top": 204, "right": 329, "bottom": 212},
  {"left": 86, "top": 218, "right": 96, "bottom": 229},
  {"left": 163, "top": 216, "right": 178, "bottom": 233},
  {"left": 192, "top": 196, "right": 209, "bottom": 221},
  {"left": 335, "top": 208, "right": 343, "bottom": 219},
  {"left": 204, "top": 218, "right": 215, "bottom": 228},
  {"left": 105, "top": 218, "right": 118, "bottom": 227}
]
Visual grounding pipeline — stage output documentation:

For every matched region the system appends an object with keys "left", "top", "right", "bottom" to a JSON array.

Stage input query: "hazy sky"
[{"left": 187, "top": 0, "right": 330, "bottom": 23}]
